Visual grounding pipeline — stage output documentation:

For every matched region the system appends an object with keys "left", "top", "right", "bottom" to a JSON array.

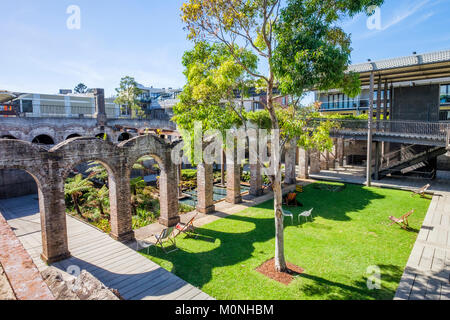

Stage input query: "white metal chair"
[
  {"left": 298, "top": 208, "right": 314, "bottom": 223},
  {"left": 282, "top": 209, "right": 294, "bottom": 225}
]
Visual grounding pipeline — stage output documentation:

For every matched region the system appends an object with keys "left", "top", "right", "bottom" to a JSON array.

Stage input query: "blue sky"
[{"left": 0, "top": 0, "right": 449, "bottom": 97}]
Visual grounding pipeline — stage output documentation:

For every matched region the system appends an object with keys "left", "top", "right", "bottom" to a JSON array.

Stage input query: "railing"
[
  {"left": 310, "top": 119, "right": 450, "bottom": 141},
  {"left": 11, "top": 104, "right": 174, "bottom": 121},
  {"left": 371, "top": 144, "right": 417, "bottom": 170}
]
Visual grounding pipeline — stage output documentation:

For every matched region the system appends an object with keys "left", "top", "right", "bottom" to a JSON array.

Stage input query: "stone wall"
[
  {"left": 0, "top": 169, "right": 37, "bottom": 199},
  {"left": 0, "top": 117, "right": 176, "bottom": 145}
]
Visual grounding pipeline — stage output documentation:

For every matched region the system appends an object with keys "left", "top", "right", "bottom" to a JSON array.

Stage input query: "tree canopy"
[
  {"left": 179, "top": 0, "right": 384, "bottom": 272},
  {"left": 114, "top": 76, "right": 144, "bottom": 119},
  {"left": 74, "top": 83, "right": 88, "bottom": 94}
]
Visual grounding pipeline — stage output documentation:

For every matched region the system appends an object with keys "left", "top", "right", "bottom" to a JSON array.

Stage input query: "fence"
[{"left": 12, "top": 104, "right": 173, "bottom": 121}]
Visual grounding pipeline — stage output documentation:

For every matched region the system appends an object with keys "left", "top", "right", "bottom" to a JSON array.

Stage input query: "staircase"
[{"left": 374, "top": 145, "right": 447, "bottom": 180}]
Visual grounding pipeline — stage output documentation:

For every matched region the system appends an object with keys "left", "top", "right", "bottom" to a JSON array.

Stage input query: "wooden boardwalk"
[
  {"left": 395, "top": 191, "right": 450, "bottom": 300},
  {"left": 0, "top": 195, "right": 213, "bottom": 300}
]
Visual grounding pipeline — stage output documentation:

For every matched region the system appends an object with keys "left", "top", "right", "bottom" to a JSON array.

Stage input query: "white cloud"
[{"left": 380, "top": 0, "right": 431, "bottom": 31}]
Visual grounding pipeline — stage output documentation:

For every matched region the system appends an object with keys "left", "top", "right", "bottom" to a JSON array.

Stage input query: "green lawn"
[{"left": 140, "top": 182, "right": 430, "bottom": 300}]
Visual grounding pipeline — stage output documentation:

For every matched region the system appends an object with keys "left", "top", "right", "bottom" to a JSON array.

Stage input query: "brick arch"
[
  {"left": 0, "top": 139, "right": 70, "bottom": 263},
  {"left": 28, "top": 128, "right": 56, "bottom": 144},
  {"left": 51, "top": 137, "right": 120, "bottom": 179},
  {"left": 0, "top": 139, "right": 48, "bottom": 181},
  {"left": 49, "top": 137, "right": 134, "bottom": 242},
  {"left": 120, "top": 135, "right": 181, "bottom": 226},
  {"left": 65, "top": 133, "right": 82, "bottom": 140},
  {"left": 120, "top": 134, "right": 171, "bottom": 170}
]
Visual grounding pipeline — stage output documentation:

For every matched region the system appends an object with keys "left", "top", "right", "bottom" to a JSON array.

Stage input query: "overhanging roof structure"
[
  {"left": 348, "top": 50, "right": 450, "bottom": 86},
  {"left": 0, "top": 91, "right": 17, "bottom": 103}
]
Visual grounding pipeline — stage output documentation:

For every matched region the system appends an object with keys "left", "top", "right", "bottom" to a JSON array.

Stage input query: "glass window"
[
  {"left": 441, "top": 84, "right": 450, "bottom": 104},
  {"left": 439, "top": 110, "right": 449, "bottom": 121},
  {"left": 22, "top": 100, "right": 33, "bottom": 113}
]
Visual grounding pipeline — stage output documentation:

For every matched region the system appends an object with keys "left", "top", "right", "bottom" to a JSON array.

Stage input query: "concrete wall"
[{"left": 392, "top": 84, "right": 440, "bottom": 121}]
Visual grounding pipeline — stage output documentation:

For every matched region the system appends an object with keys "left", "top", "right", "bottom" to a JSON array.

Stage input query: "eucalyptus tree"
[{"left": 181, "top": 0, "right": 383, "bottom": 272}]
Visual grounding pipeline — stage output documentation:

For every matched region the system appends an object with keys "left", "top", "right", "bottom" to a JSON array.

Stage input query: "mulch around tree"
[{"left": 255, "top": 258, "right": 304, "bottom": 285}]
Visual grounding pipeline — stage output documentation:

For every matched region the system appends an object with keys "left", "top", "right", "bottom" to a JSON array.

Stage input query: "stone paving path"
[
  {"left": 309, "top": 168, "right": 450, "bottom": 300},
  {"left": 0, "top": 195, "right": 213, "bottom": 300}
]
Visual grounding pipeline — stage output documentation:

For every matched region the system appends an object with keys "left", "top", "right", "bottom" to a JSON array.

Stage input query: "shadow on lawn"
[
  {"left": 290, "top": 183, "right": 385, "bottom": 223},
  {"left": 299, "top": 264, "right": 404, "bottom": 300},
  {"left": 144, "top": 184, "right": 389, "bottom": 298}
]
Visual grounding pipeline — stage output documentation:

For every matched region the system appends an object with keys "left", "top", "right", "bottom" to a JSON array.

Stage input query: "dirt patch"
[{"left": 255, "top": 258, "right": 304, "bottom": 285}]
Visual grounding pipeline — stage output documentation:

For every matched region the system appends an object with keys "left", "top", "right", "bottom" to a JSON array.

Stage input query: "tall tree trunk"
[
  {"left": 266, "top": 76, "right": 288, "bottom": 273},
  {"left": 72, "top": 195, "right": 82, "bottom": 217},
  {"left": 273, "top": 167, "right": 286, "bottom": 272}
]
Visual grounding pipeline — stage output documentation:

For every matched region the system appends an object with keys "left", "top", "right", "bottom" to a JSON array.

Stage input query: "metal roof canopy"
[
  {"left": 348, "top": 50, "right": 450, "bottom": 86},
  {"left": 0, "top": 91, "right": 17, "bottom": 103}
]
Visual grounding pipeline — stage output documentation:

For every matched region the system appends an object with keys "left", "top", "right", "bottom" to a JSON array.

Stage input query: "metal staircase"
[{"left": 374, "top": 145, "right": 447, "bottom": 179}]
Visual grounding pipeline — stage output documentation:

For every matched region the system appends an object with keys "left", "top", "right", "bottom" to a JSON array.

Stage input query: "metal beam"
[{"left": 366, "top": 72, "right": 375, "bottom": 187}]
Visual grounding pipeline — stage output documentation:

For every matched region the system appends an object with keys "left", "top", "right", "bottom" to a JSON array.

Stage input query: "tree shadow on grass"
[
  {"left": 298, "top": 264, "right": 405, "bottom": 300},
  {"left": 286, "top": 182, "right": 385, "bottom": 222},
  {"left": 142, "top": 183, "right": 387, "bottom": 296}
]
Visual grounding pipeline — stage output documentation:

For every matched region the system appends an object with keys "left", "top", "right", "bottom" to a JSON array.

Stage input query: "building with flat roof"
[{"left": 314, "top": 50, "right": 450, "bottom": 121}]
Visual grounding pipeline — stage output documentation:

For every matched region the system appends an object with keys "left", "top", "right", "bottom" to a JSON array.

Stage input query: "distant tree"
[
  {"left": 114, "top": 76, "right": 144, "bottom": 119},
  {"left": 74, "top": 83, "right": 88, "bottom": 94}
]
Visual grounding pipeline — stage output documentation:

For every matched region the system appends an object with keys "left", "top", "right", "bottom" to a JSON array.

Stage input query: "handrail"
[{"left": 309, "top": 118, "right": 450, "bottom": 141}]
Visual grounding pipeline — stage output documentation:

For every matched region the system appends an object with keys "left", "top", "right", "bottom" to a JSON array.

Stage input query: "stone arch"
[
  {"left": 0, "top": 135, "right": 17, "bottom": 139},
  {"left": 32, "top": 134, "right": 55, "bottom": 145},
  {"left": 28, "top": 128, "right": 56, "bottom": 143},
  {"left": 0, "top": 139, "right": 70, "bottom": 263},
  {"left": 65, "top": 133, "right": 82, "bottom": 140},
  {"left": 51, "top": 137, "right": 133, "bottom": 242},
  {"left": 118, "top": 132, "right": 132, "bottom": 142},
  {"left": 121, "top": 135, "right": 180, "bottom": 226},
  {"left": 52, "top": 137, "right": 119, "bottom": 177}
]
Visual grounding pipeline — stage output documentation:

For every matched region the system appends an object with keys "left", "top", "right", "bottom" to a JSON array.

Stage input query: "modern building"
[
  {"left": 0, "top": 84, "right": 182, "bottom": 120},
  {"left": 314, "top": 50, "right": 450, "bottom": 121},
  {"left": 308, "top": 49, "right": 450, "bottom": 180}
]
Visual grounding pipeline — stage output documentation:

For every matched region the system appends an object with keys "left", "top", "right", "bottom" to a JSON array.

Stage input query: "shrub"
[{"left": 181, "top": 169, "right": 197, "bottom": 181}]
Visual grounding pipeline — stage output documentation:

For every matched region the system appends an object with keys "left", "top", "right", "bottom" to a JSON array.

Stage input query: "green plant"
[
  {"left": 241, "top": 171, "right": 251, "bottom": 182},
  {"left": 181, "top": 169, "right": 198, "bottom": 181},
  {"left": 65, "top": 174, "right": 93, "bottom": 217},
  {"left": 179, "top": 203, "right": 195, "bottom": 213}
]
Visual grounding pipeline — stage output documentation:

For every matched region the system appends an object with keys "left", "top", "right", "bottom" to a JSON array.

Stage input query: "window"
[
  {"left": 441, "top": 84, "right": 450, "bottom": 105},
  {"left": 439, "top": 110, "right": 449, "bottom": 121},
  {"left": 253, "top": 102, "right": 261, "bottom": 111},
  {"left": 22, "top": 100, "right": 33, "bottom": 113}
]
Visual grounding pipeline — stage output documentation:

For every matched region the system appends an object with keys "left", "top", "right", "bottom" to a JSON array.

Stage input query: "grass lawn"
[{"left": 140, "top": 182, "right": 431, "bottom": 300}]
